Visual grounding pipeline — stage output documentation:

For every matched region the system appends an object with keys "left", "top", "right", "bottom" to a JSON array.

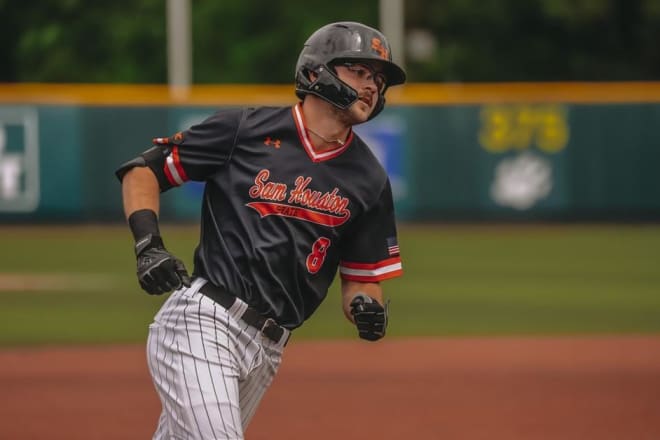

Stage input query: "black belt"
[{"left": 199, "top": 282, "right": 288, "bottom": 345}]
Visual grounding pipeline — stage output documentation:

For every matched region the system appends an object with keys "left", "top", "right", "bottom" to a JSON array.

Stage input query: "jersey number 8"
[{"left": 306, "top": 237, "right": 331, "bottom": 274}]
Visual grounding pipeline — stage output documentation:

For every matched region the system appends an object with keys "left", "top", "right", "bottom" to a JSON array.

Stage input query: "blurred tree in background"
[
  {"left": 407, "top": 0, "right": 660, "bottom": 81},
  {"left": 191, "top": 0, "right": 377, "bottom": 83},
  {"left": 1, "top": 0, "right": 659, "bottom": 83},
  {"left": 0, "top": 0, "right": 168, "bottom": 82}
]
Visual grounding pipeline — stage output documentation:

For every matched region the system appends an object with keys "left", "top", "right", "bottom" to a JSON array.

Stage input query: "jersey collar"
[{"left": 292, "top": 103, "right": 353, "bottom": 163}]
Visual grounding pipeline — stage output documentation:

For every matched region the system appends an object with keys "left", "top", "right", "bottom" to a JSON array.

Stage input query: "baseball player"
[{"left": 116, "top": 21, "right": 405, "bottom": 439}]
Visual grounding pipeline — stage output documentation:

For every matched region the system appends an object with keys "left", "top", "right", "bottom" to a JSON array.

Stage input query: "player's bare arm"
[
  {"left": 121, "top": 166, "right": 159, "bottom": 217},
  {"left": 119, "top": 165, "right": 191, "bottom": 295}
]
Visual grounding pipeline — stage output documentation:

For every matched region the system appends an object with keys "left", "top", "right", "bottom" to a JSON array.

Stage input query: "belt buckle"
[{"left": 261, "top": 318, "right": 284, "bottom": 343}]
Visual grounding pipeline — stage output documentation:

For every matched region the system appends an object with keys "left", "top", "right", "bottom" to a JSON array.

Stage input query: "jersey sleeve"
[
  {"left": 152, "top": 108, "right": 244, "bottom": 190},
  {"left": 338, "top": 179, "right": 403, "bottom": 283}
]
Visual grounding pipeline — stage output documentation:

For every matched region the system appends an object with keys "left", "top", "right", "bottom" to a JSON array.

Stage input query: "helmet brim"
[{"left": 381, "top": 61, "right": 406, "bottom": 87}]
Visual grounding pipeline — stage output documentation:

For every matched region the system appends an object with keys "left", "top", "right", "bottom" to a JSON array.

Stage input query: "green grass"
[{"left": 1, "top": 224, "right": 659, "bottom": 346}]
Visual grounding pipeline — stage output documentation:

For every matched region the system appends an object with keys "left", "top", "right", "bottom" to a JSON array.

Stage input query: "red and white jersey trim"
[
  {"left": 339, "top": 257, "right": 403, "bottom": 282},
  {"left": 292, "top": 103, "right": 353, "bottom": 163},
  {"left": 163, "top": 146, "right": 189, "bottom": 186}
]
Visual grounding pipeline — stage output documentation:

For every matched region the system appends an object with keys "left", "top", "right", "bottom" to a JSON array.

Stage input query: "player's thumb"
[
  {"left": 350, "top": 293, "right": 373, "bottom": 308},
  {"left": 175, "top": 260, "right": 192, "bottom": 287}
]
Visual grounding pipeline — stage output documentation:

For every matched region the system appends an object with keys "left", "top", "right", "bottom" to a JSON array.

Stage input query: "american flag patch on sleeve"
[{"left": 386, "top": 236, "right": 400, "bottom": 257}]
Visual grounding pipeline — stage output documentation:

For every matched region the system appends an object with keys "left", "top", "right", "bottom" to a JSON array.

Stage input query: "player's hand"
[
  {"left": 349, "top": 294, "right": 388, "bottom": 341},
  {"left": 134, "top": 234, "right": 191, "bottom": 295}
]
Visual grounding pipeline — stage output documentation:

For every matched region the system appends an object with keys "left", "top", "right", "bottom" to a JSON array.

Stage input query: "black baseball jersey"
[{"left": 147, "top": 103, "right": 402, "bottom": 329}]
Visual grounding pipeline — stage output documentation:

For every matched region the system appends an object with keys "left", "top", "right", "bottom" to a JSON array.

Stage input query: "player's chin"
[{"left": 349, "top": 101, "right": 375, "bottom": 124}]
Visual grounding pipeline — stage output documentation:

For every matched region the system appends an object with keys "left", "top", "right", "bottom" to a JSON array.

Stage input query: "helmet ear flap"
[
  {"left": 296, "top": 64, "right": 359, "bottom": 109},
  {"left": 295, "top": 67, "right": 313, "bottom": 101}
]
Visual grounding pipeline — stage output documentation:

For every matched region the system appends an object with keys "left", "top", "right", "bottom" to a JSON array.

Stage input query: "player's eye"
[
  {"left": 341, "top": 63, "right": 387, "bottom": 93},
  {"left": 346, "top": 64, "right": 370, "bottom": 77}
]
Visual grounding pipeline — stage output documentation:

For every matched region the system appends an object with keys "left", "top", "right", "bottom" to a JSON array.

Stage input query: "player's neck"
[{"left": 300, "top": 99, "right": 351, "bottom": 152}]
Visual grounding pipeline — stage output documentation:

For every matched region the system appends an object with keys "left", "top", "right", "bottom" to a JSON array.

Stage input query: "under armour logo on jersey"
[{"left": 264, "top": 137, "right": 281, "bottom": 148}]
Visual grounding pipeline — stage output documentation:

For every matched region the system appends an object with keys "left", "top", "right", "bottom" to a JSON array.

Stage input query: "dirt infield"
[{"left": 1, "top": 336, "right": 659, "bottom": 440}]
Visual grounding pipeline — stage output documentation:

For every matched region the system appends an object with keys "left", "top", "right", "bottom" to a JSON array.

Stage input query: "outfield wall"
[{"left": 1, "top": 83, "right": 659, "bottom": 222}]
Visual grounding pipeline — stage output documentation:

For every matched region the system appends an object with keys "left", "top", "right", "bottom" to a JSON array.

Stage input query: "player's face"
[{"left": 334, "top": 62, "right": 386, "bottom": 122}]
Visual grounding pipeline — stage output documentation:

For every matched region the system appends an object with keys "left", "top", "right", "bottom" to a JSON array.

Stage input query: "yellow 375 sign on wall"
[{"left": 478, "top": 105, "right": 569, "bottom": 154}]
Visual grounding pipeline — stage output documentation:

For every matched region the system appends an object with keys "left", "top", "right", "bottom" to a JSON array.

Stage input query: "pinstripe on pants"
[{"left": 146, "top": 278, "right": 287, "bottom": 439}]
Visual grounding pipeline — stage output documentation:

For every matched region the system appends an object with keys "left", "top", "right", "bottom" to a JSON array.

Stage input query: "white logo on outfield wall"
[
  {"left": 491, "top": 152, "right": 552, "bottom": 210},
  {"left": 0, "top": 108, "right": 40, "bottom": 212}
]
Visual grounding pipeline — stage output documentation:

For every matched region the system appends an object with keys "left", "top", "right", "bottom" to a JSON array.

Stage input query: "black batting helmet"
[{"left": 295, "top": 21, "right": 406, "bottom": 119}]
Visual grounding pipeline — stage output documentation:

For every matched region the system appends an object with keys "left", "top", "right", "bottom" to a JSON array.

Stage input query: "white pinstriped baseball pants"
[{"left": 146, "top": 278, "right": 288, "bottom": 440}]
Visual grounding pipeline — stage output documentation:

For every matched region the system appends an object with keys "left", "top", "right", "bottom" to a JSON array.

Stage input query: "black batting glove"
[
  {"left": 349, "top": 294, "right": 388, "bottom": 341},
  {"left": 135, "top": 234, "right": 191, "bottom": 295}
]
